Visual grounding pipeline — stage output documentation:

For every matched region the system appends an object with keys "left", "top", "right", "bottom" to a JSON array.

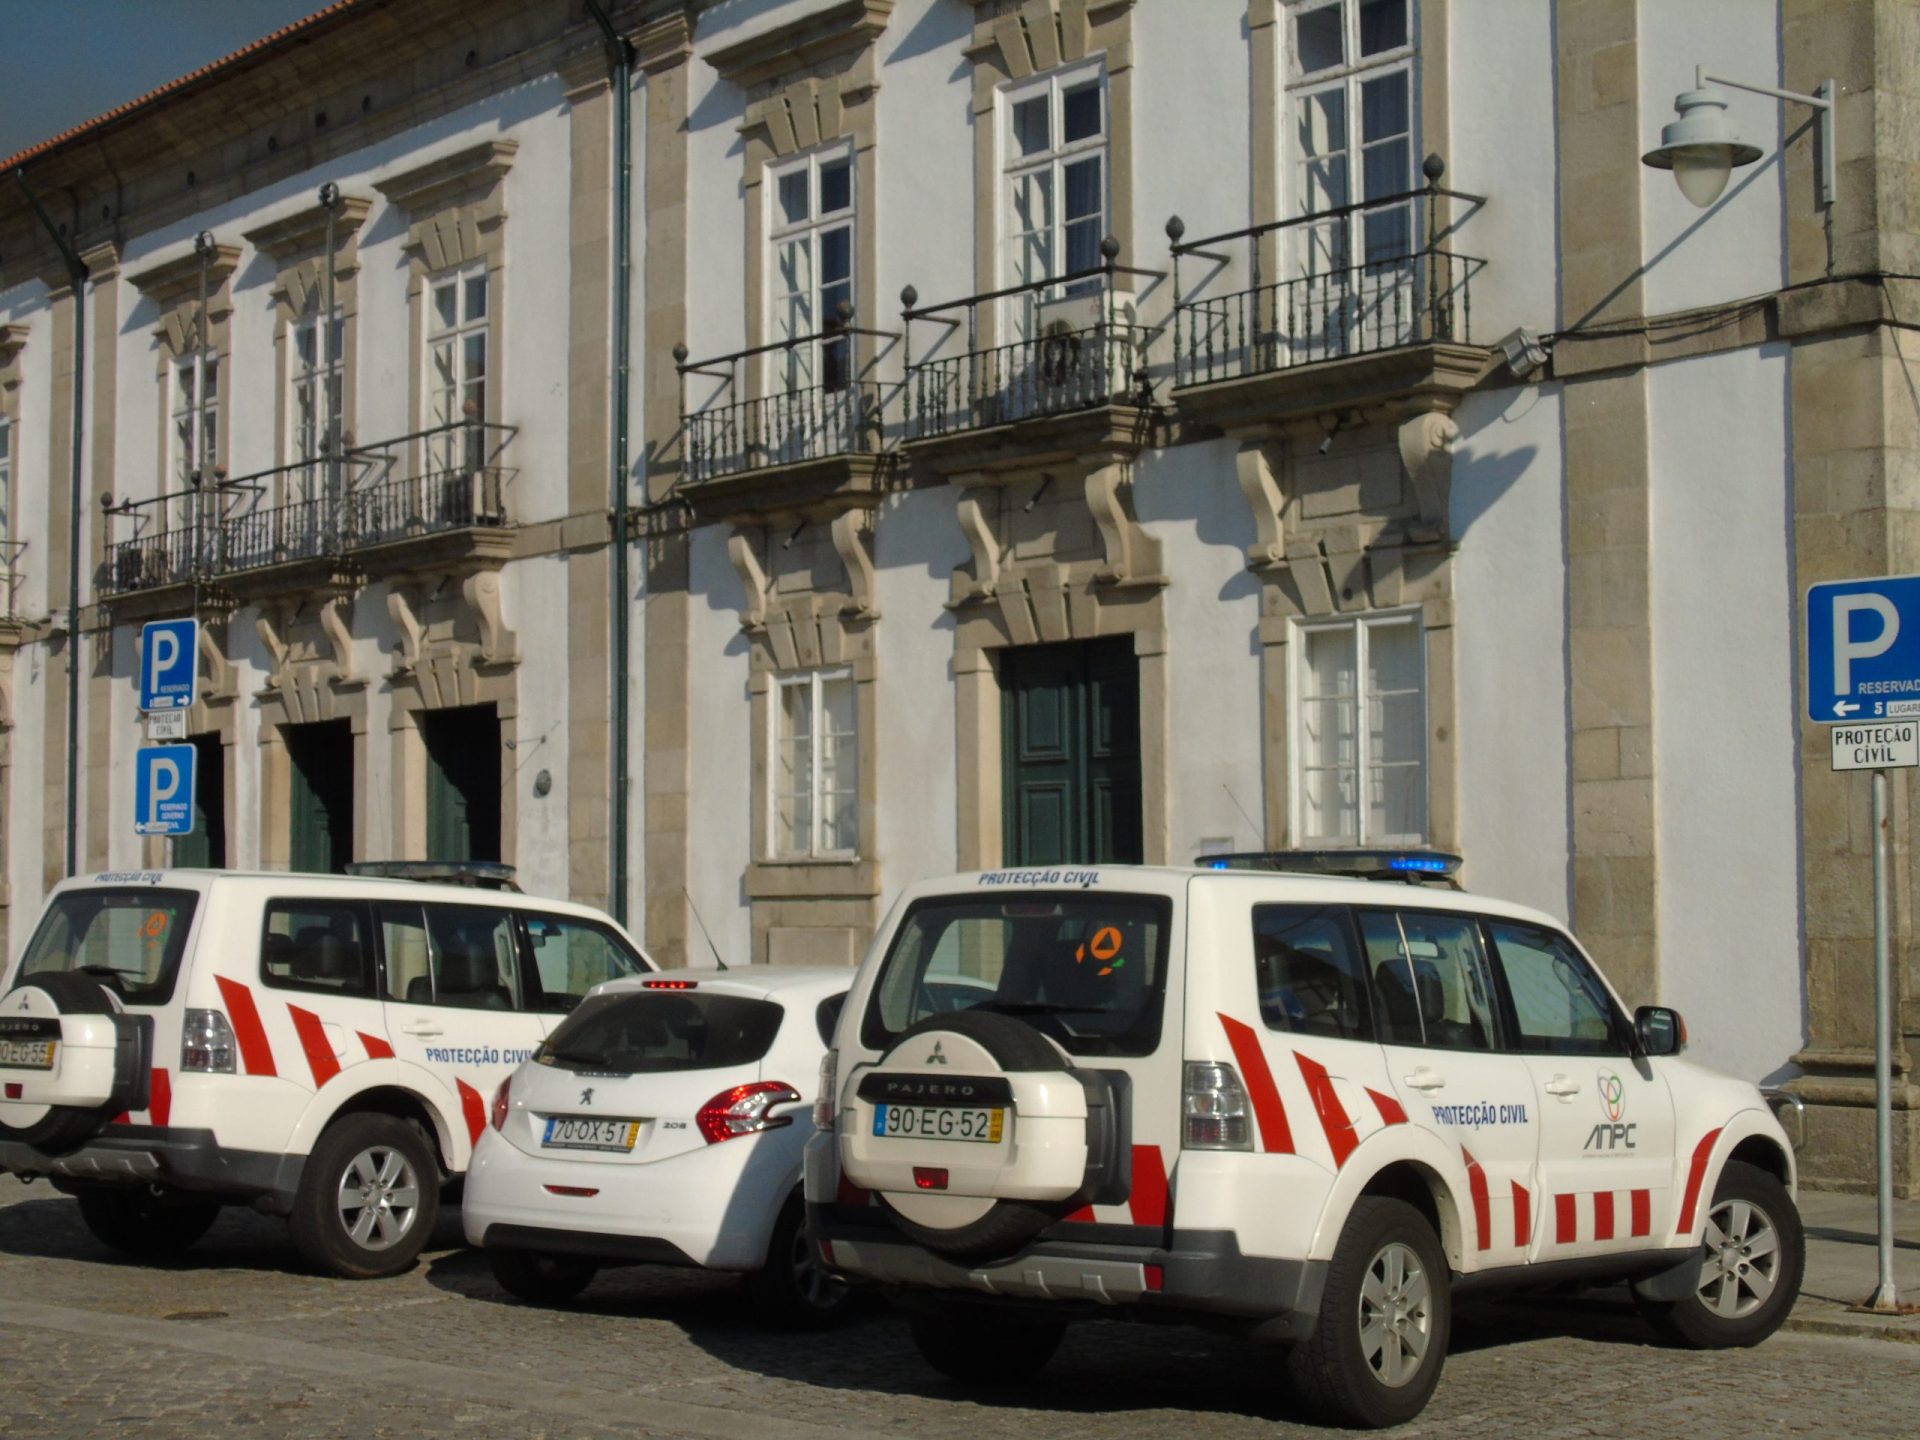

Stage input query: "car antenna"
[{"left": 682, "top": 886, "right": 729, "bottom": 969}]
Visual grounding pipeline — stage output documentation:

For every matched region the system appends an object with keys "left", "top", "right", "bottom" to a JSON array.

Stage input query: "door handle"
[
  {"left": 400, "top": 1021, "right": 443, "bottom": 1037},
  {"left": 1544, "top": 1075, "right": 1582, "bottom": 1098},
  {"left": 1402, "top": 1068, "right": 1446, "bottom": 1092}
]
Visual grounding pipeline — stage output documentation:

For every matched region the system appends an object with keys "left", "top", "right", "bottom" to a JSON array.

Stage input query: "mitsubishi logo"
[
  {"left": 926, "top": 1042, "right": 948, "bottom": 1066},
  {"left": 579, "top": 1088, "right": 595, "bottom": 1106},
  {"left": 14, "top": 995, "right": 27, "bottom": 1012}
]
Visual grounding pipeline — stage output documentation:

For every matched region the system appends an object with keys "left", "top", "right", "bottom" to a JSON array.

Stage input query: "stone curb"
[{"left": 1783, "top": 1307, "right": 1920, "bottom": 1345}]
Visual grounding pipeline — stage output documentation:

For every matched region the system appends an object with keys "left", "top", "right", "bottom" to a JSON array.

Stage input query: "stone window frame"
[
  {"left": 963, "top": 0, "right": 1136, "bottom": 351},
  {"left": 1288, "top": 604, "right": 1429, "bottom": 848},
  {"left": 127, "top": 245, "right": 241, "bottom": 536},
  {"left": 372, "top": 141, "right": 516, "bottom": 469},
  {"left": 244, "top": 196, "right": 371, "bottom": 511}
]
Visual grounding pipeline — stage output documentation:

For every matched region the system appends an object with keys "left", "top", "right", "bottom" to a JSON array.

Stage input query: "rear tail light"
[
  {"left": 913, "top": 1167, "right": 948, "bottom": 1191},
  {"left": 491, "top": 1075, "right": 511, "bottom": 1132},
  {"left": 1183, "top": 1061, "right": 1254, "bottom": 1151},
  {"left": 180, "top": 1010, "right": 236, "bottom": 1074},
  {"left": 1144, "top": 1263, "right": 1165, "bottom": 1292},
  {"left": 696, "top": 1081, "right": 802, "bottom": 1144},
  {"left": 813, "top": 1051, "right": 837, "bottom": 1131},
  {"left": 643, "top": 978, "right": 698, "bottom": 990}
]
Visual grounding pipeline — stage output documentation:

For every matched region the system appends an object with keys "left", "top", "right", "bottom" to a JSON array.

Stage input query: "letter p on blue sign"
[{"left": 140, "top": 618, "right": 198, "bottom": 712}]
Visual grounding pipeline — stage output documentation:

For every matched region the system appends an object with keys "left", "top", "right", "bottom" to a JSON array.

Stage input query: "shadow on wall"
[
  {"left": 1450, "top": 386, "right": 1550, "bottom": 541},
  {"left": 883, "top": 0, "right": 973, "bottom": 69}
]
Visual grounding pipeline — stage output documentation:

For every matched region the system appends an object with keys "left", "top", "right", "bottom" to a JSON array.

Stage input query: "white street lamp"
[{"left": 1642, "top": 65, "right": 1835, "bottom": 210}]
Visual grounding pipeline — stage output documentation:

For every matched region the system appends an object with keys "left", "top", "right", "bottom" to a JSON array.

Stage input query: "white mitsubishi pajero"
[
  {"left": 806, "top": 854, "right": 1804, "bottom": 1429},
  {"left": 0, "top": 864, "right": 652, "bottom": 1278}
]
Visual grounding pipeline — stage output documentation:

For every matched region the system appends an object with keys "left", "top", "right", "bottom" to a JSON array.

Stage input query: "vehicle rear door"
[
  {"left": 255, "top": 897, "right": 389, "bottom": 1095},
  {"left": 1481, "top": 919, "right": 1676, "bottom": 1260}
]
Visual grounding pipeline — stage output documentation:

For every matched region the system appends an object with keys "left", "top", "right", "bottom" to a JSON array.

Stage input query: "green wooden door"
[
  {"left": 286, "top": 720, "right": 352, "bottom": 873},
  {"left": 173, "top": 733, "right": 225, "bottom": 868},
  {"left": 1001, "top": 638, "right": 1142, "bottom": 866},
  {"left": 423, "top": 705, "right": 502, "bottom": 862}
]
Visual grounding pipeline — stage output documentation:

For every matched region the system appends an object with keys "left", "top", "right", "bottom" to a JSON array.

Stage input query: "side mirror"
[{"left": 1635, "top": 1005, "right": 1686, "bottom": 1057}]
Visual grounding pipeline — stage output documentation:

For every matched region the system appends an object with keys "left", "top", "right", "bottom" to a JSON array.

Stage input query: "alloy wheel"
[
  {"left": 1357, "top": 1239, "right": 1433, "bottom": 1388},
  {"left": 1697, "top": 1196, "right": 1781, "bottom": 1319},
  {"left": 334, "top": 1144, "right": 422, "bottom": 1252}
]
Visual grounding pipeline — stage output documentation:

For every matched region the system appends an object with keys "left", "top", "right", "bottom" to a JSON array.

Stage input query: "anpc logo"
[{"left": 1585, "top": 1070, "right": 1635, "bottom": 1153}]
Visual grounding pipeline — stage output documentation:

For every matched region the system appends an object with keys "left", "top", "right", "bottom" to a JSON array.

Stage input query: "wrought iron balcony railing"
[
  {"left": 677, "top": 309, "right": 897, "bottom": 488},
  {"left": 102, "top": 419, "right": 515, "bottom": 597},
  {"left": 1168, "top": 165, "right": 1488, "bottom": 390},
  {"left": 901, "top": 241, "right": 1165, "bottom": 443}
]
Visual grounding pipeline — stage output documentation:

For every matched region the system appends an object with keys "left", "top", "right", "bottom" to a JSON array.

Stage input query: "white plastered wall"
[{"left": 686, "top": 523, "right": 754, "bottom": 966}]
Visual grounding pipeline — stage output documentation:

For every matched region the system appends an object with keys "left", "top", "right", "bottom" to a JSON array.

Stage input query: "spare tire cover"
[
  {"left": 848, "top": 1011, "right": 1091, "bottom": 1265},
  {"left": 0, "top": 972, "right": 138, "bottom": 1154}
]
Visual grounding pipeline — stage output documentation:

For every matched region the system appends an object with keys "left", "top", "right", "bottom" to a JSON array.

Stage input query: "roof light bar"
[
  {"left": 343, "top": 860, "right": 521, "bottom": 891},
  {"left": 1198, "top": 849, "right": 1464, "bottom": 885}
]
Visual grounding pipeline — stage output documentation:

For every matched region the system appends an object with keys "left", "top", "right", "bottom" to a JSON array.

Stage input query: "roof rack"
[
  {"left": 343, "top": 861, "right": 521, "bottom": 892},
  {"left": 1197, "top": 850, "right": 1464, "bottom": 888}
]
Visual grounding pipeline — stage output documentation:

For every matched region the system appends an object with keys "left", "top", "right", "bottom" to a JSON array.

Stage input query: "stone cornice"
[
  {"left": 634, "top": 8, "right": 696, "bottom": 75},
  {"left": 126, "top": 243, "right": 242, "bottom": 310},
  {"left": 243, "top": 195, "right": 373, "bottom": 262},
  {"left": 373, "top": 140, "right": 517, "bottom": 217},
  {"left": 704, "top": 0, "right": 892, "bottom": 89}
]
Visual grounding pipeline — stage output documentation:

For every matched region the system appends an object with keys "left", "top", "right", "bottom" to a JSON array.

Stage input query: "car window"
[
  {"left": 260, "top": 900, "right": 375, "bottom": 998},
  {"left": 540, "top": 991, "right": 784, "bottom": 1073},
  {"left": 1252, "top": 904, "right": 1371, "bottom": 1041},
  {"left": 1358, "top": 909, "right": 1499, "bottom": 1051},
  {"left": 1485, "top": 920, "right": 1626, "bottom": 1056},
  {"left": 863, "top": 892, "right": 1172, "bottom": 1058},
  {"left": 17, "top": 888, "right": 199, "bottom": 1006},
  {"left": 378, "top": 902, "right": 522, "bottom": 1011},
  {"left": 522, "top": 914, "right": 648, "bottom": 1013}
]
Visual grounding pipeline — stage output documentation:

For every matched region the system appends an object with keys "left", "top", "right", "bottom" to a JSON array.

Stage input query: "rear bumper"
[
  {"left": 809, "top": 1203, "right": 1327, "bottom": 1340},
  {"left": 0, "top": 1126, "right": 301, "bottom": 1210}
]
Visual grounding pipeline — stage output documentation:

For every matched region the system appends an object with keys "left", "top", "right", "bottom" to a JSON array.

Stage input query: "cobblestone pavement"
[{"left": 1, "top": 1178, "right": 1915, "bottom": 1439}]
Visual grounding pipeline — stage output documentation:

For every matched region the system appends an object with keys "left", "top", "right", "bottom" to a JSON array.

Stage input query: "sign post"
[{"left": 1808, "top": 578, "right": 1920, "bottom": 1313}]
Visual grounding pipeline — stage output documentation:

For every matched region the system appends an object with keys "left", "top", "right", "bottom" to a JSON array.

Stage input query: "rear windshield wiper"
[{"left": 541, "top": 1047, "right": 613, "bottom": 1067}]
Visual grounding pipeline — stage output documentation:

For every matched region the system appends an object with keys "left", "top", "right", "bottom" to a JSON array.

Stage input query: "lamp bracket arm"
[{"left": 1698, "top": 68, "right": 1834, "bottom": 113}]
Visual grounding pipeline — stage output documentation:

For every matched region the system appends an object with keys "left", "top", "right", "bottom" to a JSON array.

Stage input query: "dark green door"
[
  {"left": 423, "top": 705, "right": 501, "bottom": 862},
  {"left": 1001, "top": 638, "right": 1142, "bottom": 866},
  {"left": 173, "top": 733, "right": 226, "bottom": 868},
  {"left": 286, "top": 720, "right": 353, "bottom": 873}
]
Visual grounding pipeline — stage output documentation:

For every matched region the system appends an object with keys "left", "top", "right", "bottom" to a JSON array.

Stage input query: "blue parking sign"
[
  {"left": 1808, "top": 575, "right": 1920, "bottom": 722},
  {"left": 135, "top": 745, "right": 196, "bottom": 837},
  {"left": 139, "top": 618, "right": 198, "bottom": 712}
]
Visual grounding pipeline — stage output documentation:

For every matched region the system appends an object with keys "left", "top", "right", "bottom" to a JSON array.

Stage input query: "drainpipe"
[
  {"left": 320, "top": 182, "right": 341, "bottom": 554},
  {"left": 15, "top": 168, "right": 89, "bottom": 879},
  {"left": 582, "top": 0, "right": 634, "bottom": 924}
]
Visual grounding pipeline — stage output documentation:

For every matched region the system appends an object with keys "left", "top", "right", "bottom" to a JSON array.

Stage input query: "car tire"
[
  {"left": 1636, "top": 1160, "right": 1804, "bottom": 1349},
  {"left": 1284, "top": 1196, "right": 1451, "bottom": 1430},
  {"left": 0, "top": 973, "right": 131, "bottom": 1154},
  {"left": 908, "top": 1308, "right": 1066, "bottom": 1386},
  {"left": 746, "top": 1196, "right": 856, "bottom": 1330},
  {"left": 488, "top": 1246, "right": 598, "bottom": 1305},
  {"left": 74, "top": 1187, "right": 220, "bottom": 1259},
  {"left": 289, "top": 1113, "right": 440, "bottom": 1279}
]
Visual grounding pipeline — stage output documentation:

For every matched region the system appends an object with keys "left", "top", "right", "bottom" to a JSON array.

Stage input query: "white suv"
[
  {"left": 806, "top": 855, "right": 1804, "bottom": 1429},
  {"left": 0, "top": 865, "right": 653, "bottom": 1277}
]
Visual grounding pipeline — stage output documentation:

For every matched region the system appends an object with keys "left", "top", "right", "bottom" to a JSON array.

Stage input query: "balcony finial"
[
  {"left": 99, "top": 491, "right": 114, "bottom": 511},
  {"left": 1422, "top": 152, "right": 1445, "bottom": 185},
  {"left": 833, "top": 299, "right": 855, "bottom": 328},
  {"left": 1165, "top": 215, "right": 1185, "bottom": 243},
  {"left": 900, "top": 284, "right": 918, "bottom": 311},
  {"left": 671, "top": 342, "right": 688, "bottom": 367},
  {"left": 1100, "top": 234, "right": 1121, "bottom": 263}
]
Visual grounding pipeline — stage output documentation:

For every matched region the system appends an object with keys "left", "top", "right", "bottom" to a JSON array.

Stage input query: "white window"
[
  {"left": 426, "top": 266, "right": 488, "bottom": 474},
  {"left": 1285, "top": 0, "right": 1415, "bottom": 272},
  {"left": 1002, "top": 63, "right": 1107, "bottom": 337},
  {"left": 170, "top": 350, "right": 218, "bottom": 526},
  {"left": 772, "top": 668, "right": 858, "bottom": 859},
  {"left": 1293, "top": 612, "right": 1426, "bottom": 846},
  {"left": 291, "top": 294, "right": 345, "bottom": 493},
  {"left": 768, "top": 147, "right": 854, "bottom": 394}
]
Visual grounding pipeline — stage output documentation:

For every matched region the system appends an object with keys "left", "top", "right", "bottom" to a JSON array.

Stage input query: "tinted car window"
[
  {"left": 1253, "top": 904, "right": 1371, "bottom": 1040},
  {"left": 522, "top": 914, "right": 648, "bottom": 1013},
  {"left": 540, "top": 991, "right": 784, "bottom": 1073},
  {"left": 260, "top": 901, "right": 375, "bottom": 998},
  {"left": 1486, "top": 920, "right": 1626, "bottom": 1056},
  {"left": 378, "top": 902, "right": 522, "bottom": 1010},
  {"left": 863, "top": 892, "right": 1172, "bottom": 1058},
  {"left": 1358, "top": 909, "right": 1499, "bottom": 1051},
  {"left": 18, "top": 889, "right": 199, "bottom": 1006}
]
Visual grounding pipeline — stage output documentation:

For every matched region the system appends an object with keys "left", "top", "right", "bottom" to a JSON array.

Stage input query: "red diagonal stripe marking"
[
  {"left": 1554, "top": 1192, "right": 1577, "bottom": 1245},
  {"left": 1461, "top": 1145, "right": 1491, "bottom": 1251},
  {"left": 1217, "top": 1014, "right": 1293, "bottom": 1154},
  {"left": 1293, "top": 1052, "right": 1357, "bottom": 1168},
  {"left": 214, "top": 976, "right": 276, "bottom": 1077},
  {"left": 148, "top": 1068, "right": 172, "bottom": 1127},
  {"left": 1366, "top": 1087, "right": 1407, "bottom": 1125},
  {"left": 358, "top": 1031, "right": 394, "bottom": 1060},
  {"left": 1677, "top": 1128, "right": 1723, "bottom": 1233},
  {"left": 286, "top": 1004, "right": 341, "bottom": 1089},
  {"left": 1512, "top": 1181, "right": 1532, "bottom": 1248},
  {"left": 1631, "top": 1188, "right": 1651, "bottom": 1237},
  {"left": 456, "top": 1078, "right": 486, "bottom": 1146},
  {"left": 1128, "top": 1144, "right": 1169, "bottom": 1227},
  {"left": 1594, "top": 1189, "right": 1615, "bottom": 1241}
]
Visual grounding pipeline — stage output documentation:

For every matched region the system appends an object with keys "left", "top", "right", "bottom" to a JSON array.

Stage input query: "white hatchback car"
[
  {"left": 465, "top": 966, "right": 855, "bottom": 1325},
  {"left": 807, "top": 854, "right": 1804, "bottom": 1428}
]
